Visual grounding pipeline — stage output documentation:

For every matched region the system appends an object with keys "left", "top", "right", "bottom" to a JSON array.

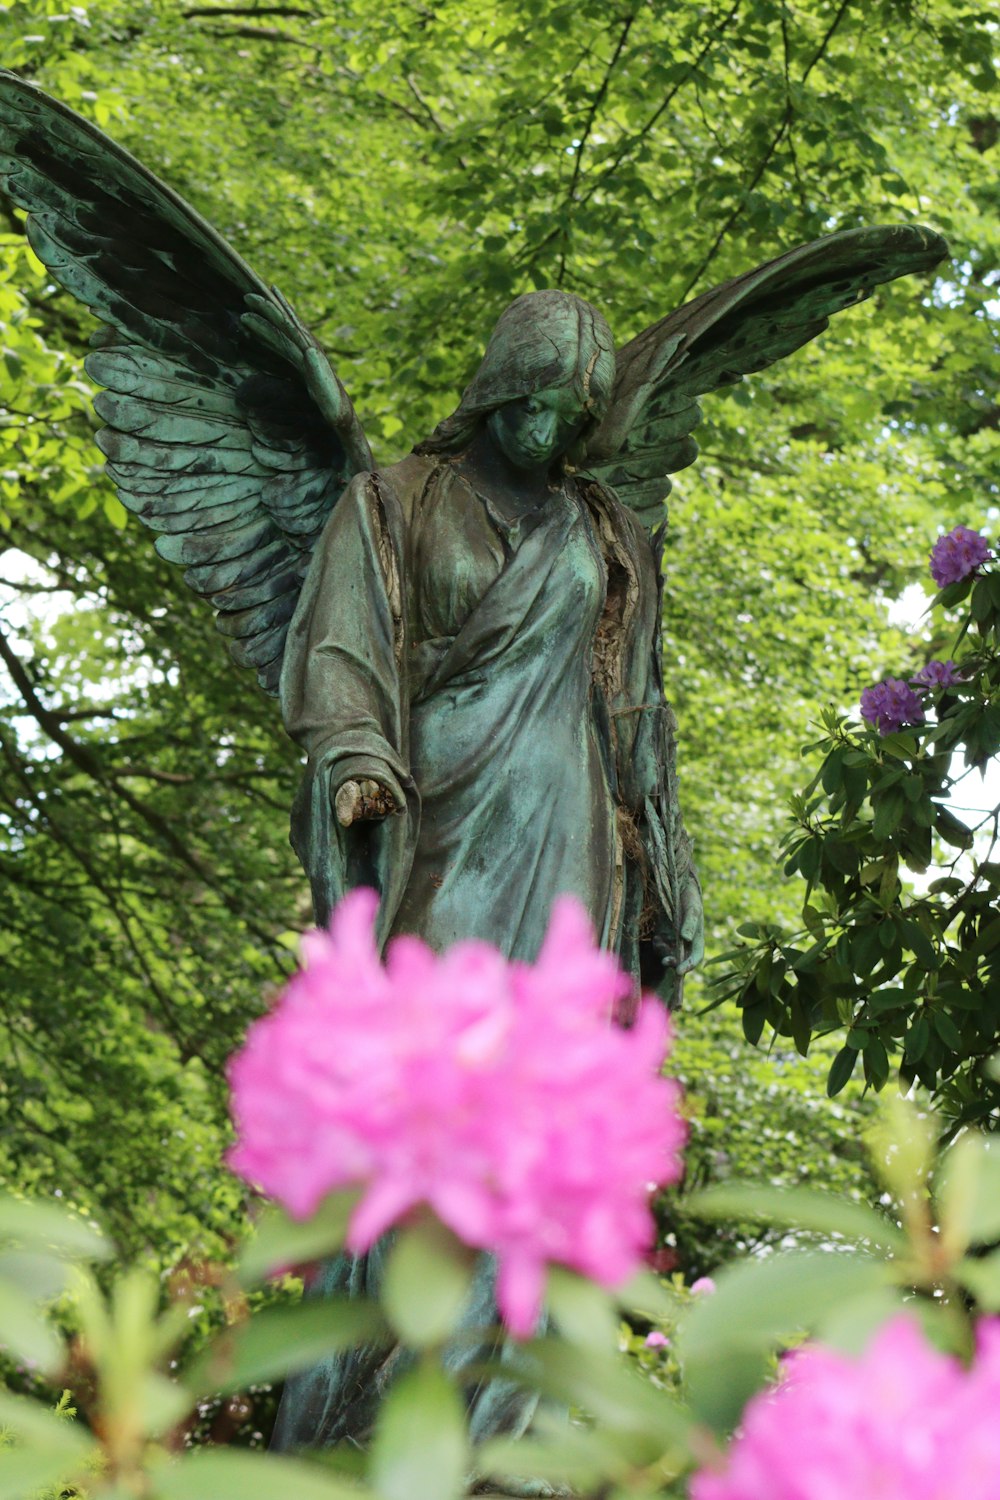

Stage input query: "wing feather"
[
  {"left": 585, "top": 225, "right": 947, "bottom": 529},
  {"left": 0, "top": 70, "right": 373, "bottom": 692}
]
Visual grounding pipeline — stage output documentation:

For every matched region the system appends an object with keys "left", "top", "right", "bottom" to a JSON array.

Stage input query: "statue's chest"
[{"left": 409, "top": 479, "right": 606, "bottom": 645}]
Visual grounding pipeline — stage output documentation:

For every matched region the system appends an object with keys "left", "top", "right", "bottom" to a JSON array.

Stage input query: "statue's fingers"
[{"left": 334, "top": 780, "right": 361, "bottom": 827}]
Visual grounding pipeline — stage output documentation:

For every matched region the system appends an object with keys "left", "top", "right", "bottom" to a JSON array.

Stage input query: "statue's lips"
[{"left": 511, "top": 442, "right": 552, "bottom": 465}]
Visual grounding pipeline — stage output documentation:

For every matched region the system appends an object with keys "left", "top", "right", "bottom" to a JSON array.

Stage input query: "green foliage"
[
  {"left": 0, "top": 0, "right": 995, "bottom": 1337},
  {"left": 714, "top": 554, "right": 1000, "bottom": 1127},
  {"left": 2, "top": 1100, "right": 999, "bottom": 1498}
]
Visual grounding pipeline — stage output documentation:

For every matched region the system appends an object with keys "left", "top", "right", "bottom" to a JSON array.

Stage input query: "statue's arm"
[{"left": 280, "top": 472, "right": 413, "bottom": 920}]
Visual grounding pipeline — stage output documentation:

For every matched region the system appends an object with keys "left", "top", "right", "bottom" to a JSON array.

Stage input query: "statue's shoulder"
[
  {"left": 576, "top": 472, "right": 653, "bottom": 560},
  {"left": 371, "top": 452, "right": 443, "bottom": 523}
]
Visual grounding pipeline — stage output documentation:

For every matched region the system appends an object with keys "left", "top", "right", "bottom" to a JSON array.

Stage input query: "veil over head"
[{"left": 419, "top": 289, "right": 616, "bottom": 455}]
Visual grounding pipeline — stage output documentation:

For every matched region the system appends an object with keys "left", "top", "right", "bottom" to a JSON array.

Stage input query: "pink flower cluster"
[
  {"left": 692, "top": 1315, "right": 1000, "bottom": 1500},
  {"left": 859, "top": 677, "right": 925, "bottom": 735},
  {"left": 228, "top": 891, "right": 685, "bottom": 1335},
  {"left": 929, "top": 525, "right": 992, "bottom": 588}
]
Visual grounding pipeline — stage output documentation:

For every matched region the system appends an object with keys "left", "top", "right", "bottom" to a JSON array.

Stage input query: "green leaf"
[
  {"left": 741, "top": 1000, "right": 766, "bottom": 1045},
  {"left": 0, "top": 1393, "right": 96, "bottom": 1500},
  {"left": 971, "top": 576, "right": 993, "bottom": 623},
  {"left": 930, "top": 1008, "right": 963, "bottom": 1051},
  {"left": 679, "top": 1251, "right": 887, "bottom": 1432},
  {"left": 0, "top": 1277, "right": 64, "bottom": 1372},
  {"left": 0, "top": 1249, "right": 70, "bottom": 1302},
  {"left": 0, "top": 1194, "right": 109, "bottom": 1262},
  {"left": 937, "top": 1134, "right": 1000, "bottom": 1254},
  {"left": 546, "top": 1267, "right": 619, "bottom": 1351},
  {"left": 0, "top": 1391, "right": 90, "bottom": 1452},
  {"left": 685, "top": 1184, "right": 904, "bottom": 1250},
  {"left": 0, "top": 1446, "right": 95, "bottom": 1500},
  {"left": 867, "top": 1095, "right": 936, "bottom": 1202},
  {"left": 186, "top": 1296, "right": 386, "bottom": 1398},
  {"left": 935, "top": 806, "right": 974, "bottom": 850},
  {"left": 863, "top": 1035, "right": 890, "bottom": 1088},
  {"left": 815, "top": 1285, "right": 907, "bottom": 1355},
  {"left": 517, "top": 1338, "right": 690, "bottom": 1457},
  {"left": 370, "top": 1361, "right": 468, "bottom": 1500},
  {"left": 827, "top": 1044, "right": 858, "bottom": 1096},
  {"left": 615, "top": 1269, "right": 682, "bottom": 1324},
  {"left": 238, "top": 1191, "right": 359, "bottom": 1285},
  {"left": 475, "top": 1426, "right": 625, "bottom": 1491},
  {"left": 382, "top": 1219, "right": 475, "bottom": 1348},
  {"left": 956, "top": 1247, "right": 1000, "bottom": 1310},
  {"left": 905, "top": 1015, "right": 931, "bottom": 1063},
  {"left": 971, "top": 915, "right": 1000, "bottom": 958},
  {"left": 154, "top": 1448, "right": 367, "bottom": 1500}
]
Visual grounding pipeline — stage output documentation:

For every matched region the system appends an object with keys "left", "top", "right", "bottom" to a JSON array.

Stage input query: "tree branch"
[
  {"left": 556, "top": 11, "right": 637, "bottom": 286},
  {"left": 678, "top": 0, "right": 853, "bottom": 299},
  {"left": 0, "top": 622, "right": 282, "bottom": 950}
]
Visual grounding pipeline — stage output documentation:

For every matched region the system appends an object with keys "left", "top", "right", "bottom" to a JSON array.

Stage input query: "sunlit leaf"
[
  {"left": 381, "top": 1220, "right": 475, "bottom": 1348},
  {"left": 370, "top": 1361, "right": 468, "bottom": 1500},
  {"left": 239, "top": 1193, "right": 359, "bottom": 1285},
  {"left": 679, "top": 1251, "right": 888, "bottom": 1432},
  {"left": 187, "top": 1296, "right": 386, "bottom": 1397},
  {"left": 154, "top": 1448, "right": 367, "bottom": 1500},
  {"left": 685, "top": 1183, "right": 905, "bottom": 1251}
]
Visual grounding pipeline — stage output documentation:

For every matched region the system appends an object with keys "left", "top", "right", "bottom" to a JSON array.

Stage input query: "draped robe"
[{"left": 272, "top": 450, "right": 695, "bottom": 1449}]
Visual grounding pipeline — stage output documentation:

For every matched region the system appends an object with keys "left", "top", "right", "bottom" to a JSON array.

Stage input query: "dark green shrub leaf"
[{"left": 827, "top": 1045, "right": 858, "bottom": 1096}]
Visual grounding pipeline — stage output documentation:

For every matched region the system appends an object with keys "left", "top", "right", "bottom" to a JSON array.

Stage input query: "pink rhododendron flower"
[
  {"left": 691, "top": 1315, "right": 1000, "bottom": 1500},
  {"left": 929, "top": 525, "right": 992, "bottom": 587},
  {"left": 228, "top": 890, "right": 685, "bottom": 1336}
]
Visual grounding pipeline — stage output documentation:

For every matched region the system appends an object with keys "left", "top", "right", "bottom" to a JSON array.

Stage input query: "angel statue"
[{"left": 0, "top": 68, "right": 946, "bottom": 1466}]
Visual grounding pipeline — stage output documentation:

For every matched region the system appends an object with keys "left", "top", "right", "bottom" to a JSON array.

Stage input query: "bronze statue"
[{"left": 0, "top": 68, "right": 946, "bottom": 1462}]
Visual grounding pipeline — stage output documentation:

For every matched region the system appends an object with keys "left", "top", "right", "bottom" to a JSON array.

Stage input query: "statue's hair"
[{"left": 416, "top": 290, "right": 616, "bottom": 458}]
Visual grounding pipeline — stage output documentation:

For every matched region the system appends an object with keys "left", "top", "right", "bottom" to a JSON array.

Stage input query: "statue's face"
[{"left": 486, "top": 384, "right": 587, "bottom": 471}]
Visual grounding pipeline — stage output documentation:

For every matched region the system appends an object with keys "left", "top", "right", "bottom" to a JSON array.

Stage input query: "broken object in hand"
[{"left": 334, "top": 778, "right": 398, "bottom": 827}]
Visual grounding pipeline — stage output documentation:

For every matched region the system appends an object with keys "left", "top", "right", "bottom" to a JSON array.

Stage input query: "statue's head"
[{"left": 418, "top": 290, "right": 616, "bottom": 466}]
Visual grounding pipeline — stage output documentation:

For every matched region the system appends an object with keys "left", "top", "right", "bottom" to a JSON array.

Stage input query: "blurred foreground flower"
[
  {"left": 859, "top": 677, "right": 925, "bottom": 735},
  {"left": 929, "top": 524, "right": 992, "bottom": 587},
  {"left": 692, "top": 1315, "right": 1000, "bottom": 1500},
  {"left": 228, "top": 891, "right": 685, "bottom": 1335}
]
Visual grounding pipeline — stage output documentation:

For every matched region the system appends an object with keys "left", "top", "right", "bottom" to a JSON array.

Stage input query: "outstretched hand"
[
  {"left": 676, "top": 871, "right": 705, "bottom": 975},
  {"left": 334, "top": 778, "right": 397, "bottom": 828}
]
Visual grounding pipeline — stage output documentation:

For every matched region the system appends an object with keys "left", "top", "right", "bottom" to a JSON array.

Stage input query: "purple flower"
[
  {"left": 929, "top": 525, "right": 992, "bottom": 588},
  {"left": 911, "top": 659, "right": 962, "bottom": 689},
  {"left": 859, "top": 678, "right": 926, "bottom": 735}
]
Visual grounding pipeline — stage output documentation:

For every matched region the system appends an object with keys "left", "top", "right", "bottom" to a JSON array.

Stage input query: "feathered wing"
[
  {"left": 0, "top": 69, "right": 373, "bottom": 694},
  {"left": 585, "top": 224, "right": 948, "bottom": 530}
]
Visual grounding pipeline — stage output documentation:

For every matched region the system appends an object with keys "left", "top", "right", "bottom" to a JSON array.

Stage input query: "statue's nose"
[{"left": 530, "top": 410, "right": 558, "bottom": 448}]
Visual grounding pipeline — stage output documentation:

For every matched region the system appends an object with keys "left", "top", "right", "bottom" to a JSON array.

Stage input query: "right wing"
[
  {"left": 585, "top": 224, "right": 947, "bottom": 530},
  {"left": 0, "top": 69, "right": 373, "bottom": 695}
]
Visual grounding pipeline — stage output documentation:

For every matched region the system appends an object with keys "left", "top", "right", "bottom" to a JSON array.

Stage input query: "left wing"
[
  {"left": 0, "top": 69, "right": 373, "bottom": 696},
  {"left": 584, "top": 225, "right": 948, "bottom": 529}
]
